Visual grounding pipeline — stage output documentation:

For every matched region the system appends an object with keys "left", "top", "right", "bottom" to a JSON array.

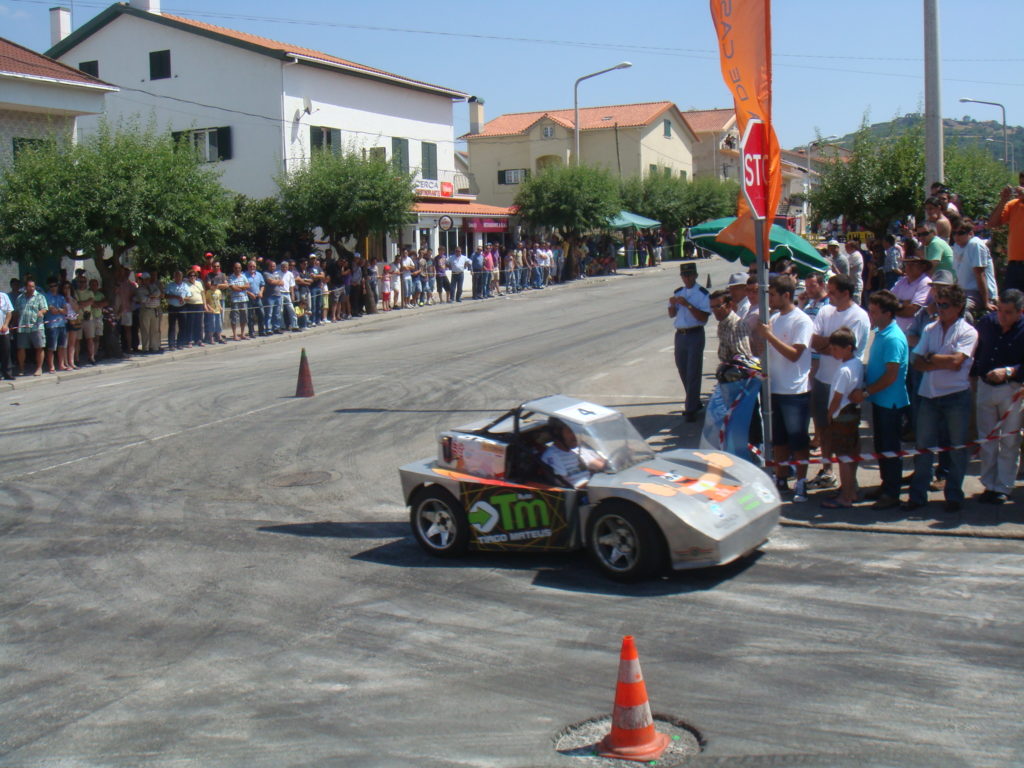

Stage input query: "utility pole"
[{"left": 923, "top": 0, "right": 943, "bottom": 194}]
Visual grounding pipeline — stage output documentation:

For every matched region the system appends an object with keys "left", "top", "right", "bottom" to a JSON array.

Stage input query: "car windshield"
[{"left": 571, "top": 412, "right": 655, "bottom": 472}]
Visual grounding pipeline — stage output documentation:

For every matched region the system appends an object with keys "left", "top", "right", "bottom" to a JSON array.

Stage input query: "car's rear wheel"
[
  {"left": 409, "top": 486, "right": 470, "bottom": 558},
  {"left": 587, "top": 502, "right": 664, "bottom": 582}
]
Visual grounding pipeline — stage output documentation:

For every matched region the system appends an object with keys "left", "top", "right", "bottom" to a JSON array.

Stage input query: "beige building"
[
  {"left": 680, "top": 108, "right": 740, "bottom": 182},
  {"left": 463, "top": 100, "right": 698, "bottom": 208}
]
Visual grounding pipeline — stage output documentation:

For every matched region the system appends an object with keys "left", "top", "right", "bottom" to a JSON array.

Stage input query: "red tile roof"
[
  {"left": 0, "top": 36, "right": 111, "bottom": 87},
  {"left": 159, "top": 13, "right": 466, "bottom": 98},
  {"left": 679, "top": 108, "right": 735, "bottom": 133},
  {"left": 413, "top": 201, "right": 514, "bottom": 217},
  {"left": 467, "top": 101, "right": 685, "bottom": 139}
]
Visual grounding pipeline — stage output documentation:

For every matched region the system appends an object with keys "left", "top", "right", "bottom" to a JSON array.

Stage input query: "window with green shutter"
[
  {"left": 392, "top": 137, "right": 410, "bottom": 174},
  {"left": 421, "top": 142, "right": 437, "bottom": 180}
]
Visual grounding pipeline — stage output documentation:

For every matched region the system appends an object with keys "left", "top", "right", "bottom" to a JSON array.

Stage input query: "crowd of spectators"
[
  {"left": 0, "top": 236, "right": 645, "bottom": 379},
  {"left": 702, "top": 175, "right": 1024, "bottom": 510}
]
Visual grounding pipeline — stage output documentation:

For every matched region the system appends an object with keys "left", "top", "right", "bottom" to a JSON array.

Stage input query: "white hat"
[
  {"left": 727, "top": 271, "right": 748, "bottom": 288},
  {"left": 827, "top": 239, "right": 841, "bottom": 247}
]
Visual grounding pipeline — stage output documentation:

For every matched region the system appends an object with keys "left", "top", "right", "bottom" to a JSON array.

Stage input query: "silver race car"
[{"left": 398, "top": 395, "right": 780, "bottom": 581}]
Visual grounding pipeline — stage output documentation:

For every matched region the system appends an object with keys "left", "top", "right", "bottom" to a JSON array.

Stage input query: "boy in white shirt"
[{"left": 823, "top": 327, "right": 864, "bottom": 508}]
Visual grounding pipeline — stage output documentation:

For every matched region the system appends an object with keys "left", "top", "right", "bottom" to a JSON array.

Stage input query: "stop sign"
[{"left": 741, "top": 118, "right": 769, "bottom": 220}]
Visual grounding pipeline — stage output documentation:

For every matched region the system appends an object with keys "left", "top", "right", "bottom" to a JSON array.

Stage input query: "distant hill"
[{"left": 809, "top": 114, "right": 1021, "bottom": 170}]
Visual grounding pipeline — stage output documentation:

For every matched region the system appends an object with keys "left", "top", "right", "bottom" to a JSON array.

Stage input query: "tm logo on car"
[{"left": 469, "top": 492, "right": 552, "bottom": 542}]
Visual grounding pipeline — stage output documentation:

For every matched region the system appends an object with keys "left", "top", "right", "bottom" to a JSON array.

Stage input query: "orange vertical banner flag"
[{"left": 709, "top": 0, "right": 782, "bottom": 258}]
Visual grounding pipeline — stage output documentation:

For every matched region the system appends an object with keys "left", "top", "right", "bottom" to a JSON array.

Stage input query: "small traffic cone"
[
  {"left": 295, "top": 348, "right": 315, "bottom": 398},
  {"left": 597, "top": 635, "right": 670, "bottom": 762}
]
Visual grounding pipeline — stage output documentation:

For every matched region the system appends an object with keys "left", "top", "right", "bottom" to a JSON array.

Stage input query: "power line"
[{"left": 10, "top": 0, "right": 1023, "bottom": 66}]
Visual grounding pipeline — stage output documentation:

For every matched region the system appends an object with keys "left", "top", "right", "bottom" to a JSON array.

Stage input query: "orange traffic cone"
[
  {"left": 597, "top": 635, "right": 670, "bottom": 762},
  {"left": 295, "top": 348, "right": 315, "bottom": 398}
]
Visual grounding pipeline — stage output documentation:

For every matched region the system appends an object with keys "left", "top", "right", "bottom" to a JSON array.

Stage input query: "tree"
[
  {"left": 809, "top": 116, "right": 1013, "bottom": 236},
  {"left": 0, "top": 119, "right": 233, "bottom": 354},
  {"left": 809, "top": 121, "right": 924, "bottom": 236},
  {"left": 514, "top": 164, "right": 620, "bottom": 241},
  {"left": 223, "top": 195, "right": 310, "bottom": 264},
  {"left": 620, "top": 173, "right": 738, "bottom": 233},
  {"left": 278, "top": 150, "right": 415, "bottom": 250}
]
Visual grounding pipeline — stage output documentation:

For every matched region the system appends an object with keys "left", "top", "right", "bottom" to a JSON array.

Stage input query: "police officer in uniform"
[{"left": 668, "top": 261, "right": 711, "bottom": 421}]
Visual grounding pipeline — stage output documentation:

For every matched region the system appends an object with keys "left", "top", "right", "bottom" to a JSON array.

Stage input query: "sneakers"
[
  {"left": 792, "top": 479, "right": 808, "bottom": 503},
  {"left": 808, "top": 471, "right": 837, "bottom": 489},
  {"left": 775, "top": 475, "right": 790, "bottom": 494}
]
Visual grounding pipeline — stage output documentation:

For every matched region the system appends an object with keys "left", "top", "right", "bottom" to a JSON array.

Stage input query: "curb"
[{"left": 780, "top": 517, "right": 1024, "bottom": 540}]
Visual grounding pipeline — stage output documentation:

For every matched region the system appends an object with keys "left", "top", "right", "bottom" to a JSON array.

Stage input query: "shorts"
[
  {"left": 830, "top": 406, "right": 861, "bottom": 456},
  {"left": 410, "top": 277, "right": 423, "bottom": 293},
  {"left": 18, "top": 330, "right": 44, "bottom": 349},
  {"left": 424, "top": 277, "right": 435, "bottom": 292},
  {"left": 45, "top": 325, "right": 68, "bottom": 349},
  {"left": 811, "top": 378, "right": 831, "bottom": 425},
  {"left": 119, "top": 311, "right": 133, "bottom": 326},
  {"left": 770, "top": 391, "right": 811, "bottom": 451}
]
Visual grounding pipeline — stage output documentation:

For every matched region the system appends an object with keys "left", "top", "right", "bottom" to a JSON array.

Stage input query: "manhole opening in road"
[
  {"left": 554, "top": 714, "right": 704, "bottom": 767},
  {"left": 267, "top": 471, "right": 333, "bottom": 488}
]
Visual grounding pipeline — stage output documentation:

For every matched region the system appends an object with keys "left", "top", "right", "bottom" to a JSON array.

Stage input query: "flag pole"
[{"left": 755, "top": 219, "right": 773, "bottom": 458}]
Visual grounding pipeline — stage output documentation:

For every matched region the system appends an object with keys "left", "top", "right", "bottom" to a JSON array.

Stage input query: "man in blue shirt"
[
  {"left": 668, "top": 262, "right": 711, "bottom": 422},
  {"left": 244, "top": 261, "right": 266, "bottom": 337},
  {"left": 851, "top": 290, "right": 909, "bottom": 509},
  {"left": 43, "top": 277, "right": 68, "bottom": 373}
]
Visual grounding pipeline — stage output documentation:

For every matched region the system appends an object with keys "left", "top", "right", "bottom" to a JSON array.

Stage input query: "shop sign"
[{"left": 469, "top": 218, "right": 508, "bottom": 232}]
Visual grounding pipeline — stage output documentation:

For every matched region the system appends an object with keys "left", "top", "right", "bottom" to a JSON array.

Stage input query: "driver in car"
[{"left": 541, "top": 417, "right": 608, "bottom": 487}]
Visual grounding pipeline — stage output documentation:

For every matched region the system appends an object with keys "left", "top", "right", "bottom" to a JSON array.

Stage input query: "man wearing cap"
[
  {"left": 893, "top": 253, "right": 934, "bottom": 336},
  {"left": 727, "top": 272, "right": 750, "bottom": 317},
  {"left": 826, "top": 240, "right": 849, "bottom": 277},
  {"left": 668, "top": 262, "right": 711, "bottom": 422},
  {"left": 989, "top": 177, "right": 1024, "bottom": 292},
  {"left": 199, "top": 252, "right": 215, "bottom": 280}
]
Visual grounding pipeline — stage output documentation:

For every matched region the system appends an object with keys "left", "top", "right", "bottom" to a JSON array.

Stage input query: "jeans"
[
  {"left": 309, "top": 288, "right": 323, "bottom": 324},
  {"left": 166, "top": 305, "right": 182, "bottom": 348},
  {"left": 247, "top": 299, "right": 265, "bottom": 336},
  {"left": 264, "top": 294, "right": 282, "bottom": 330},
  {"left": 770, "top": 391, "right": 811, "bottom": 451},
  {"left": 183, "top": 304, "right": 204, "bottom": 344},
  {"left": 451, "top": 272, "right": 464, "bottom": 302},
  {"left": 204, "top": 312, "right": 222, "bottom": 341},
  {"left": 507, "top": 267, "right": 519, "bottom": 294},
  {"left": 910, "top": 389, "right": 971, "bottom": 503},
  {"left": 481, "top": 271, "right": 491, "bottom": 298},
  {"left": 282, "top": 297, "right": 297, "bottom": 329},
  {"left": 872, "top": 403, "right": 905, "bottom": 498}
]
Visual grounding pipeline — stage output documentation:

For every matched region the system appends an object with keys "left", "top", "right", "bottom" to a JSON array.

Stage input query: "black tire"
[
  {"left": 409, "top": 486, "right": 470, "bottom": 558},
  {"left": 587, "top": 502, "right": 664, "bottom": 582}
]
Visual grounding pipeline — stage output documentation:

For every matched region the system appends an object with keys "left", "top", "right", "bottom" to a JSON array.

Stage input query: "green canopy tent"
[
  {"left": 608, "top": 210, "right": 661, "bottom": 229},
  {"left": 688, "top": 217, "right": 829, "bottom": 277}
]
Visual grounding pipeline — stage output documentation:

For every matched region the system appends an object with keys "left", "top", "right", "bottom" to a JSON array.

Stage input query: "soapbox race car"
[{"left": 398, "top": 395, "right": 781, "bottom": 581}]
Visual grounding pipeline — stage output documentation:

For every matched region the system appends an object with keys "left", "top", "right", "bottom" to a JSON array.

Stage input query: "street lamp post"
[
  {"left": 803, "top": 135, "right": 838, "bottom": 234},
  {"left": 960, "top": 97, "right": 1009, "bottom": 170},
  {"left": 573, "top": 62, "right": 632, "bottom": 166}
]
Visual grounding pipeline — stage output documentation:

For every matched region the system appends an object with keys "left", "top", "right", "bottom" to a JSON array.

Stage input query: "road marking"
[
  {"left": 659, "top": 345, "right": 673, "bottom": 353},
  {"left": 625, "top": 358, "right": 644, "bottom": 366},
  {"left": 97, "top": 378, "right": 138, "bottom": 388},
  {"left": 587, "top": 372, "right": 608, "bottom": 381},
  {"left": 3, "top": 378, "right": 378, "bottom": 481}
]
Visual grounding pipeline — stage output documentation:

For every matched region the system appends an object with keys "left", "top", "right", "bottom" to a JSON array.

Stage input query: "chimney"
[
  {"left": 468, "top": 96, "right": 485, "bottom": 135},
  {"left": 130, "top": 0, "right": 162, "bottom": 14},
  {"left": 49, "top": 6, "right": 71, "bottom": 46}
]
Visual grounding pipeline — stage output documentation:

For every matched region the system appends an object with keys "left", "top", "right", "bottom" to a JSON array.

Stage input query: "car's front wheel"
[
  {"left": 409, "top": 486, "right": 470, "bottom": 558},
  {"left": 587, "top": 502, "right": 664, "bottom": 582}
]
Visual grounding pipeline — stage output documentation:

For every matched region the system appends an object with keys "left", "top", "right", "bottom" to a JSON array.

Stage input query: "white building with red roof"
[
  {"left": 46, "top": 0, "right": 508, "bottom": 253},
  {"left": 463, "top": 100, "right": 698, "bottom": 208},
  {"left": 0, "top": 36, "right": 116, "bottom": 167}
]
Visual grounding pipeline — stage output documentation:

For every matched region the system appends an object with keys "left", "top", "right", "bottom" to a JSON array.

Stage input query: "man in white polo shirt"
[{"left": 904, "top": 284, "right": 978, "bottom": 513}]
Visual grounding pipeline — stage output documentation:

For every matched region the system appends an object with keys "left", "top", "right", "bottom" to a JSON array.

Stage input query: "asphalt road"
[{"left": 2, "top": 262, "right": 1022, "bottom": 767}]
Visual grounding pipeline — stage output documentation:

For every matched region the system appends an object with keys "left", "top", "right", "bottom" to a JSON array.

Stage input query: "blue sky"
[{"left": 3, "top": 0, "right": 1022, "bottom": 150}]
